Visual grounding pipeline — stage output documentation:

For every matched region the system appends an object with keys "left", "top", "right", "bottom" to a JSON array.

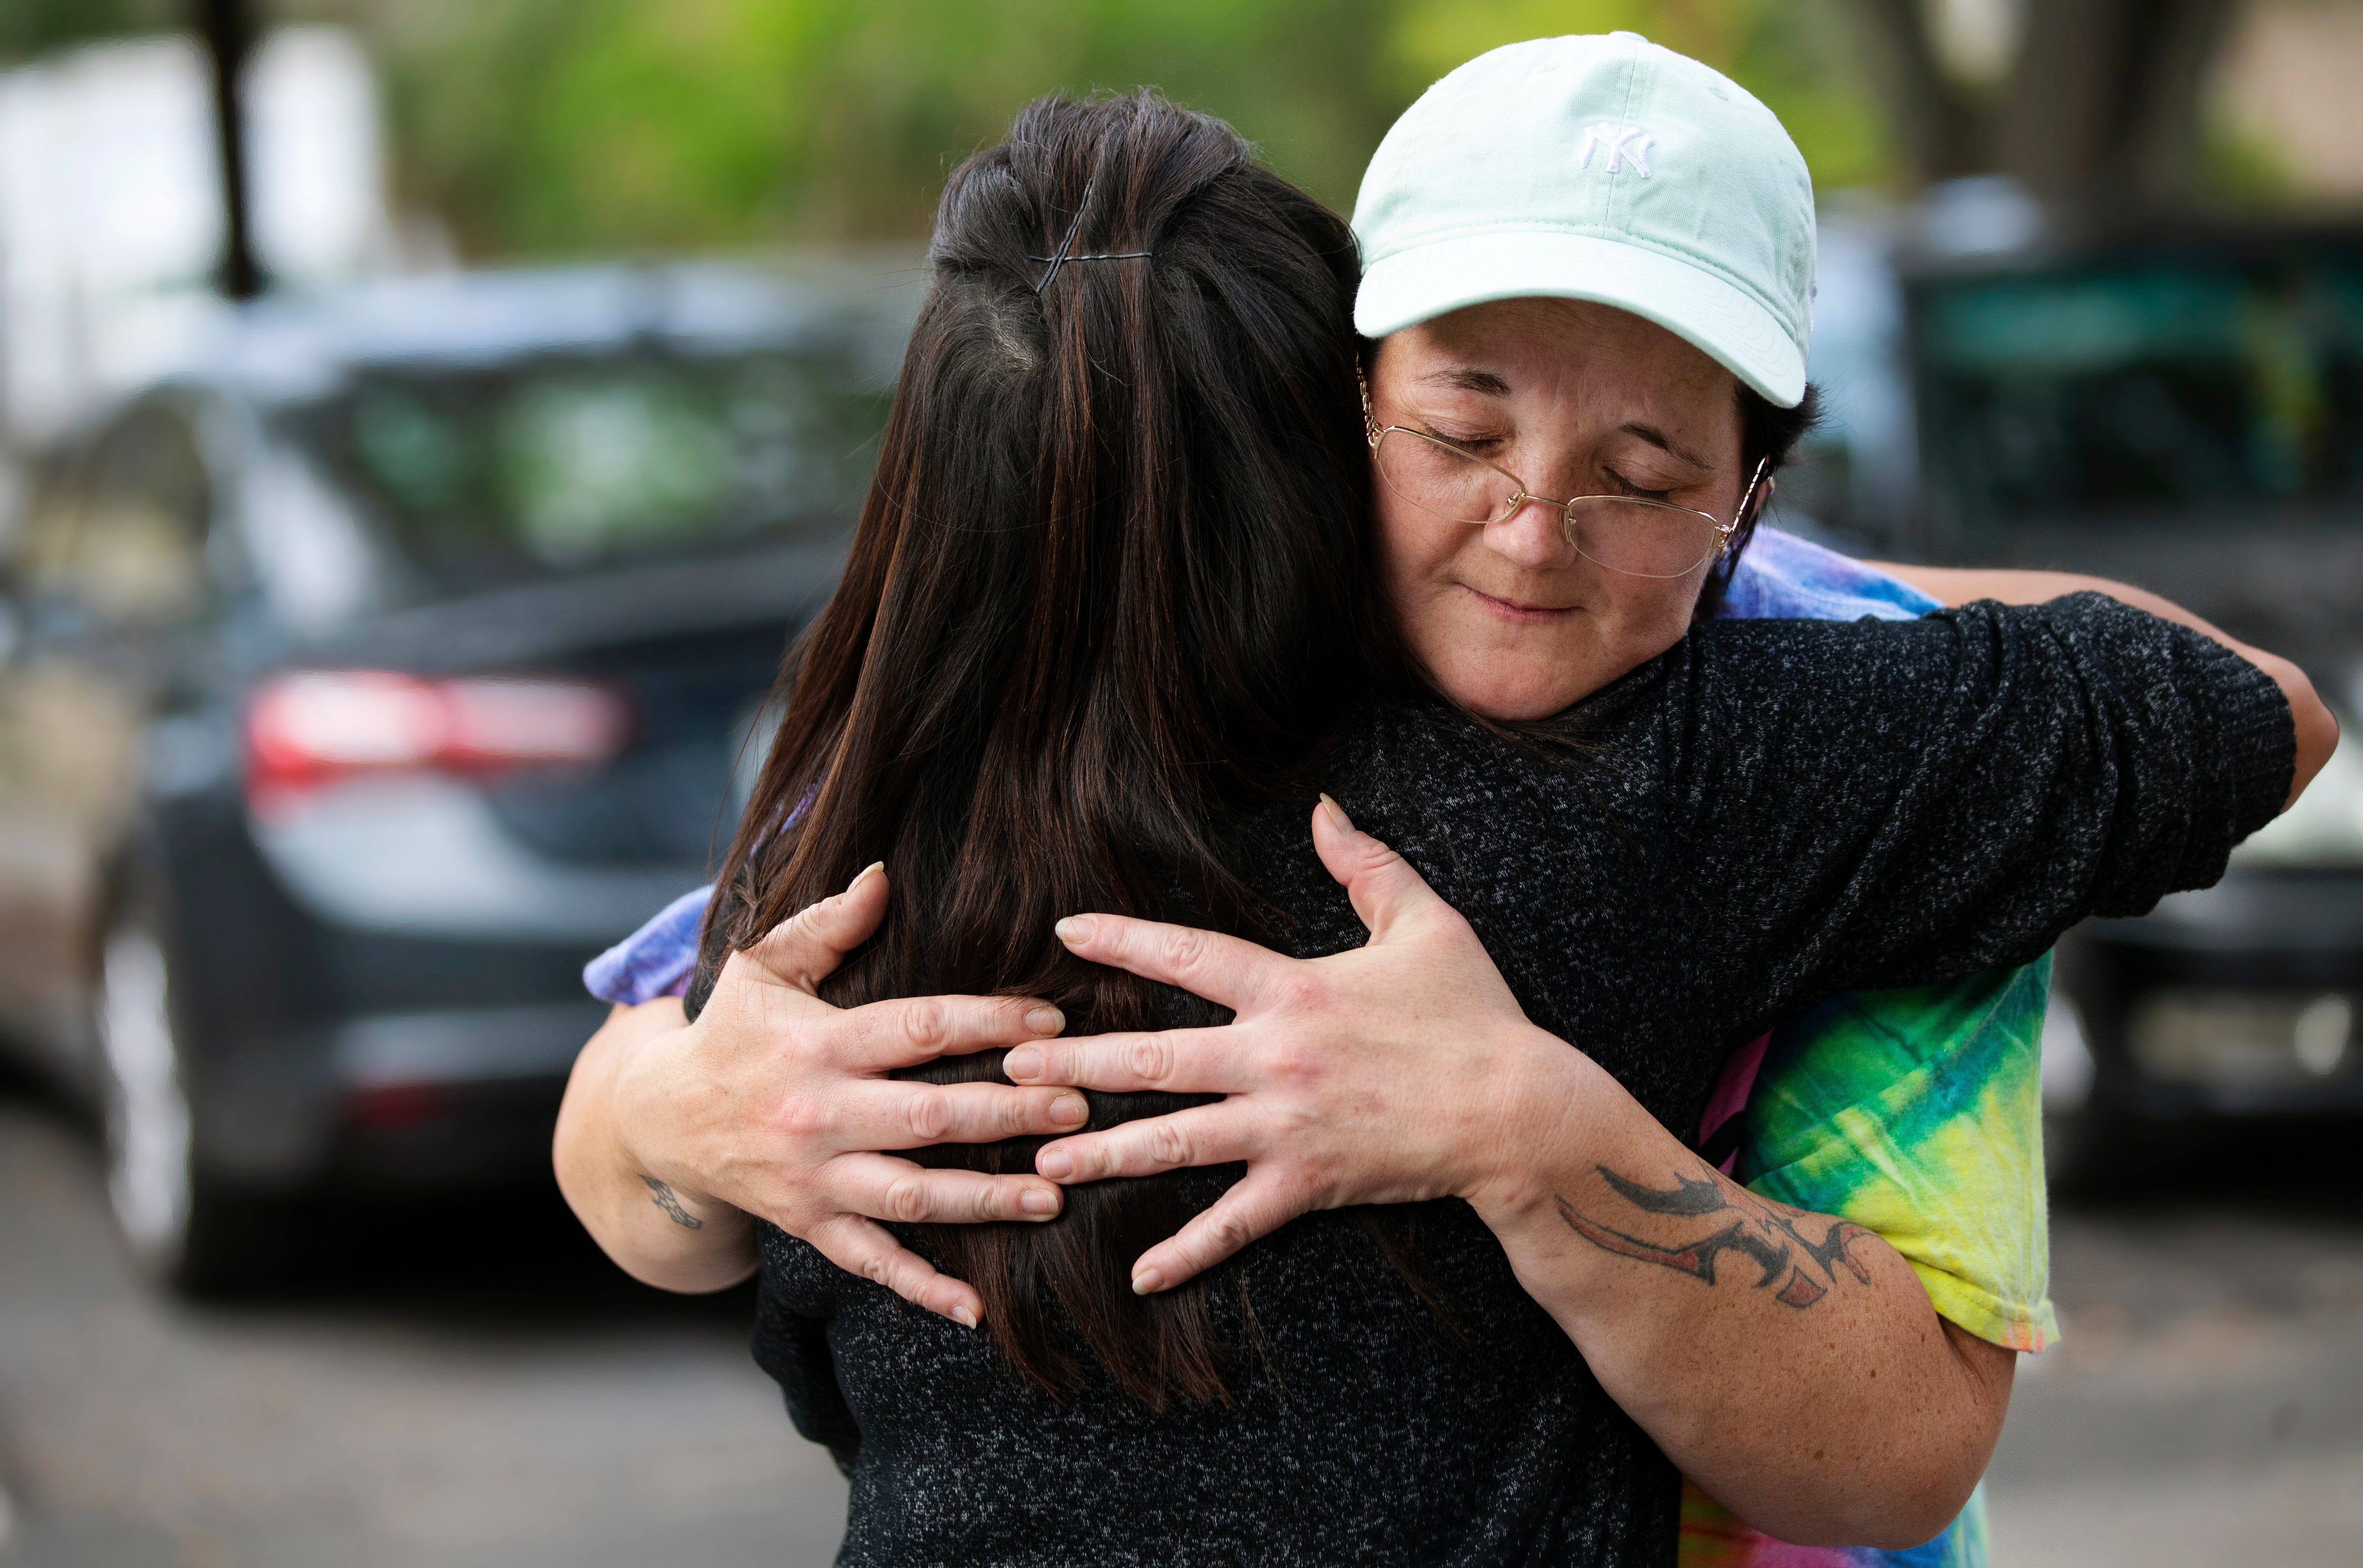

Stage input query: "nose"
[{"left": 1481, "top": 493, "right": 1579, "bottom": 571}]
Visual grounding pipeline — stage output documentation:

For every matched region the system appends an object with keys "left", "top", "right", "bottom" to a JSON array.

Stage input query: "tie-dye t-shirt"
[
  {"left": 583, "top": 528, "right": 2054, "bottom": 1568},
  {"left": 1676, "top": 958, "right": 2054, "bottom": 1568},
  {"left": 1673, "top": 530, "right": 2055, "bottom": 1568}
]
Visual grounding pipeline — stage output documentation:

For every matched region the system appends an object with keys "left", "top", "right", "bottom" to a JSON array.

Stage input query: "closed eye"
[
  {"left": 1603, "top": 468, "right": 1675, "bottom": 502},
  {"left": 1418, "top": 425, "right": 1506, "bottom": 457}
]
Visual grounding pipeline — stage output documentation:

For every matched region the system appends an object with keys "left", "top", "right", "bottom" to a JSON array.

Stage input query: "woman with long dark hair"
[{"left": 557, "top": 85, "right": 2329, "bottom": 1564}]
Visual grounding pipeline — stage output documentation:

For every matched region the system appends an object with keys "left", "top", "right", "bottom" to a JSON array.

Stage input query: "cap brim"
[{"left": 1354, "top": 230, "right": 1805, "bottom": 407}]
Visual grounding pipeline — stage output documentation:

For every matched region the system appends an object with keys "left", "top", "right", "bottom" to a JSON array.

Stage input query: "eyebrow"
[{"left": 1415, "top": 367, "right": 1513, "bottom": 396}]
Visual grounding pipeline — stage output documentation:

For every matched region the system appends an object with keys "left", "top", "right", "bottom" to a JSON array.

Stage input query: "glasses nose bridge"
[{"left": 1497, "top": 481, "right": 1576, "bottom": 536}]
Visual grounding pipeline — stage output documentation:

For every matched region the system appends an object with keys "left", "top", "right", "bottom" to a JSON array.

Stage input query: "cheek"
[
  {"left": 1374, "top": 493, "right": 1467, "bottom": 626},
  {"left": 1594, "top": 571, "right": 1705, "bottom": 646}
]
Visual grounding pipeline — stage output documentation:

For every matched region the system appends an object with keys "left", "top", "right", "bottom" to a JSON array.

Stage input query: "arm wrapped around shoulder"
[
  {"left": 1969, "top": 591, "right": 2294, "bottom": 912},
  {"left": 1682, "top": 592, "right": 2300, "bottom": 1005}
]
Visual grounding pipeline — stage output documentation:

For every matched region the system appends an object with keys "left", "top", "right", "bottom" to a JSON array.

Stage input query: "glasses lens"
[
  {"left": 1563, "top": 496, "right": 1724, "bottom": 580},
  {"left": 1374, "top": 429, "right": 1518, "bottom": 526}
]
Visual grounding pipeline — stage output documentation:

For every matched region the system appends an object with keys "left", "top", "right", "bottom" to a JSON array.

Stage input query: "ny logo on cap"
[{"left": 1576, "top": 122, "right": 1654, "bottom": 178}]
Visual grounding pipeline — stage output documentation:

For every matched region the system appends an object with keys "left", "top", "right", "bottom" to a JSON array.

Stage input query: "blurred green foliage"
[
  {"left": 318, "top": 0, "right": 1889, "bottom": 259},
  {"left": 0, "top": 0, "right": 178, "bottom": 59}
]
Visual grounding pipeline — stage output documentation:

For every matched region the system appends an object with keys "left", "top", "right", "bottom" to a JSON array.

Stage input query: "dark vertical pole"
[{"left": 196, "top": 0, "right": 265, "bottom": 299}]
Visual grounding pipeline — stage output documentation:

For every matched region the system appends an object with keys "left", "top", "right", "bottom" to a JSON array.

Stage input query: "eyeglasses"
[{"left": 1360, "top": 375, "right": 1771, "bottom": 581}]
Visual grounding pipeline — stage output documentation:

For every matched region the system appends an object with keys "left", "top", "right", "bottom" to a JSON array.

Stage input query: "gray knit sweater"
[{"left": 709, "top": 596, "right": 2293, "bottom": 1568}]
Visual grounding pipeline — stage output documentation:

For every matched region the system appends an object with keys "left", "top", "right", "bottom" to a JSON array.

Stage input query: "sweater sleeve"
[{"left": 1677, "top": 593, "right": 2294, "bottom": 1020}]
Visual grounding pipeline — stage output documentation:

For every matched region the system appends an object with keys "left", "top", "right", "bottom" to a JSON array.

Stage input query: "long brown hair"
[{"left": 698, "top": 93, "right": 1405, "bottom": 1405}]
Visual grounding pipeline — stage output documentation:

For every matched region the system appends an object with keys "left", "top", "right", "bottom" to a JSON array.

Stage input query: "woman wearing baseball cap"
[
  {"left": 1345, "top": 33, "right": 2033, "bottom": 1568},
  {"left": 557, "top": 44, "right": 2335, "bottom": 1566}
]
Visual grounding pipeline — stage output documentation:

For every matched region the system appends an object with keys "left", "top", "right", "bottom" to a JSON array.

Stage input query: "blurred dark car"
[
  {"left": 1898, "top": 222, "right": 2363, "bottom": 1180},
  {"left": 0, "top": 260, "right": 911, "bottom": 1288}
]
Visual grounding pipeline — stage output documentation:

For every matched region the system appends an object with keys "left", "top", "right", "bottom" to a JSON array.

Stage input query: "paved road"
[
  {"left": 0, "top": 1092, "right": 849, "bottom": 1568},
  {"left": 1, "top": 1086, "right": 2358, "bottom": 1567},
  {"left": 1984, "top": 1155, "right": 2363, "bottom": 1567}
]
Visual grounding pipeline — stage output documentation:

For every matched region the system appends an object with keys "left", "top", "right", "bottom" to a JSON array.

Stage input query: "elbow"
[
  {"left": 1854, "top": 1468, "right": 1985, "bottom": 1553},
  {"left": 2272, "top": 657, "right": 2340, "bottom": 811},
  {"left": 1754, "top": 1453, "right": 1985, "bottom": 1553},
  {"left": 615, "top": 1249, "right": 761, "bottom": 1296}
]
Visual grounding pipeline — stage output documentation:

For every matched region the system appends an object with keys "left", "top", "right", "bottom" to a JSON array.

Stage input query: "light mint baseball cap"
[{"left": 1352, "top": 32, "right": 1816, "bottom": 407}]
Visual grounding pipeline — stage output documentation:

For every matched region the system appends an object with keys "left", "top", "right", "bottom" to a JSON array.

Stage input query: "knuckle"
[
  {"left": 776, "top": 1096, "right": 834, "bottom": 1143},
  {"left": 1270, "top": 971, "right": 1327, "bottom": 1016},
  {"left": 1147, "top": 1121, "right": 1193, "bottom": 1167},
  {"left": 1125, "top": 1034, "right": 1176, "bottom": 1084},
  {"left": 1263, "top": 1036, "right": 1324, "bottom": 1086},
  {"left": 1159, "top": 926, "right": 1208, "bottom": 973},
  {"left": 901, "top": 999, "right": 949, "bottom": 1050},
  {"left": 882, "top": 1175, "right": 931, "bottom": 1223},
  {"left": 1205, "top": 1209, "right": 1253, "bottom": 1254},
  {"left": 903, "top": 1089, "right": 951, "bottom": 1142}
]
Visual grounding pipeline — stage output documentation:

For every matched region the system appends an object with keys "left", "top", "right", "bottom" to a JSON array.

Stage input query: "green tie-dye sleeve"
[{"left": 1734, "top": 957, "right": 2060, "bottom": 1352}]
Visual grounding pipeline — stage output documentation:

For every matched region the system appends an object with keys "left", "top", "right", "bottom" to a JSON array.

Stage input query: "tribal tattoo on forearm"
[
  {"left": 641, "top": 1175, "right": 705, "bottom": 1229},
  {"left": 1554, "top": 1165, "right": 1873, "bottom": 1309}
]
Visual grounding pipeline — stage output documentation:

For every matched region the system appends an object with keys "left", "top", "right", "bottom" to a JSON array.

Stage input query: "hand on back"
[
  {"left": 1005, "top": 797, "right": 1600, "bottom": 1294},
  {"left": 609, "top": 864, "right": 1084, "bottom": 1326}
]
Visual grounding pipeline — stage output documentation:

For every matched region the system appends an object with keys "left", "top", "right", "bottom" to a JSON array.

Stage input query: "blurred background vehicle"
[
  {"left": 0, "top": 260, "right": 911, "bottom": 1289},
  {"left": 1786, "top": 198, "right": 2363, "bottom": 1185},
  {"left": 1901, "top": 221, "right": 2363, "bottom": 1182}
]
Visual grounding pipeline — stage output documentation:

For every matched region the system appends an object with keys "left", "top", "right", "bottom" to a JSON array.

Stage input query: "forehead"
[{"left": 1383, "top": 297, "right": 1732, "bottom": 404}]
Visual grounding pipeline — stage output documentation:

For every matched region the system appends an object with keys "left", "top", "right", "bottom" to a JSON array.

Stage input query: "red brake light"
[{"left": 246, "top": 671, "right": 631, "bottom": 796}]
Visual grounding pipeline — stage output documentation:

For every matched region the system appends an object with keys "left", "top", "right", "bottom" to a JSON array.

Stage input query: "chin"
[{"left": 1437, "top": 663, "right": 1583, "bottom": 723}]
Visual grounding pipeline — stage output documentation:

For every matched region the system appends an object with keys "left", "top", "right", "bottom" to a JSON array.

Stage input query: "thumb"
[
  {"left": 743, "top": 862, "right": 890, "bottom": 995},
  {"left": 1310, "top": 797, "right": 1445, "bottom": 942}
]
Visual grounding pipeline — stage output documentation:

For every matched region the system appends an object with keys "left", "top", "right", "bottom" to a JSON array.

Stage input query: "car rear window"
[
  {"left": 1914, "top": 250, "right": 2363, "bottom": 527},
  {"left": 289, "top": 348, "right": 889, "bottom": 591}
]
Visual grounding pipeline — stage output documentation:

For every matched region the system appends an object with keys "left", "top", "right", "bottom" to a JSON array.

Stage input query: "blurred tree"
[
  {"left": 1851, "top": 0, "right": 2242, "bottom": 209},
  {"left": 1383, "top": 0, "right": 1887, "bottom": 191},
  {"left": 296, "top": 0, "right": 1890, "bottom": 258},
  {"left": 0, "top": 0, "right": 180, "bottom": 59}
]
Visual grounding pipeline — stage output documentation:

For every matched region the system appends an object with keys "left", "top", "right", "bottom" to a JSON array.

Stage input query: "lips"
[{"left": 1459, "top": 583, "right": 1580, "bottom": 622}]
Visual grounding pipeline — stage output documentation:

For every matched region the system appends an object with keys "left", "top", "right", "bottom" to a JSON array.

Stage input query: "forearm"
[
  {"left": 1470, "top": 1046, "right": 2009, "bottom": 1547},
  {"left": 1871, "top": 562, "right": 2336, "bottom": 805},
  {"left": 554, "top": 999, "right": 758, "bottom": 1293}
]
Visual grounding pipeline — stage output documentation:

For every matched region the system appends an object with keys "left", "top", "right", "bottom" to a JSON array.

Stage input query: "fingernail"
[
  {"left": 1131, "top": 1268, "right": 1165, "bottom": 1296},
  {"left": 1019, "top": 1188, "right": 1059, "bottom": 1216},
  {"left": 1004, "top": 1046, "right": 1044, "bottom": 1081},
  {"left": 953, "top": 1304, "right": 980, "bottom": 1329},
  {"left": 1319, "top": 793, "right": 1352, "bottom": 831},
  {"left": 1048, "top": 1093, "right": 1087, "bottom": 1126},
  {"left": 1025, "top": 1004, "right": 1065, "bottom": 1035},
  {"left": 1054, "top": 915, "right": 1095, "bottom": 943},
  {"left": 1038, "top": 1150, "right": 1075, "bottom": 1180},
  {"left": 847, "top": 861, "right": 885, "bottom": 894}
]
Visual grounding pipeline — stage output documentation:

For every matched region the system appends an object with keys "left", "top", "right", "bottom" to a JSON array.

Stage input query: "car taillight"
[{"left": 246, "top": 671, "right": 631, "bottom": 796}]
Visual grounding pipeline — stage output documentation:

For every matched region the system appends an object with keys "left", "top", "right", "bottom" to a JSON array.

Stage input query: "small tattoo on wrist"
[{"left": 641, "top": 1175, "right": 705, "bottom": 1229}]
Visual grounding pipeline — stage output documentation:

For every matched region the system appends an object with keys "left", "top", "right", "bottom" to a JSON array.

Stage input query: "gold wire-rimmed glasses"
[{"left": 1360, "top": 377, "right": 1771, "bottom": 580}]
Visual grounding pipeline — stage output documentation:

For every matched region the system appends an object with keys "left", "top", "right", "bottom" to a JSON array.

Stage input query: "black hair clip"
[{"left": 1030, "top": 179, "right": 1150, "bottom": 292}]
